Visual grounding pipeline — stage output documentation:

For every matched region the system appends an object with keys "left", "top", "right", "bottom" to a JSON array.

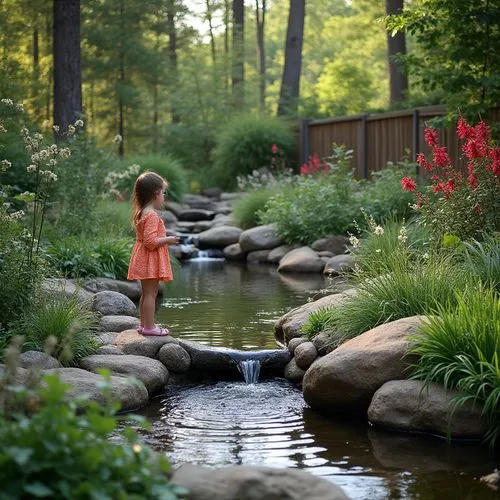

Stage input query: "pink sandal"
[{"left": 141, "top": 324, "right": 170, "bottom": 336}]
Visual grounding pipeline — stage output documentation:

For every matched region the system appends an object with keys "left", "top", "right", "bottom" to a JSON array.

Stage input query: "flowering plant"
[{"left": 401, "top": 117, "right": 500, "bottom": 243}]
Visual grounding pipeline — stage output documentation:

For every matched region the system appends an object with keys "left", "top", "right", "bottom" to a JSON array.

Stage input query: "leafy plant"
[
  {"left": 0, "top": 360, "right": 186, "bottom": 499},
  {"left": 19, "top": 295, "right": 99, "bottom": 366},
  {"left": 301, "top": 307, "right": 336, "bottom": 338},
  {"left": 462, "top": 233, "right": 500, "bottom": 291},
  {"left": 212, "top": 113, "right": 295, "bottom": 190},
  {"left": 232, "top": 188, "right": 278, "bottom": 229},
  {"left": 410, "top": 287, "right": 500, "bottom": 447}
]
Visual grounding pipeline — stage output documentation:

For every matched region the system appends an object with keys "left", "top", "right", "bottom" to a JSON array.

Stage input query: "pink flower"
[
  {"left": 401, "top": 177, "right": 417, "bottom": 192},
  {"left": 271, "top": 144, "right": 279, "bottom": 154}
]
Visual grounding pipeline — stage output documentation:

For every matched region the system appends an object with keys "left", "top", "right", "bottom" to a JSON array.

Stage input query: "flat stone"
[
  {"left": 99, "top": 315, "right": 140, "bottom": 332},
  {"left": 83, "top": 278, "right": 143, "bottom": 300},
  {"left": 92, "top": 291, "right": 138, "bottom": 317},
  {"left": 178, "top": 209, "right": 216, "bottom": 222},
  {"left": 323, "top": 254, "right": 354, "bottom": 276},
  {"left": 311, "top": 235, "right": 349, "bottom": 255},
  {"left": 183, "top": 194, "right": 217, "bottom": 210},
  {"left": 223, "top": 243, "right": 246, "bottom": 261},
  {"left": 19, "top": 351, "right": 61, "bottom": 369},
  {"left": 115, "top": 329, "right": 179, "bottom": 358},
  {"left": 267, "top": 244, "right": 301, "bottom": 264},
  {"left": 42, "top": 278, "right": 93, "bottom": 308},
  {"left": 247, "top": 249, "right": 271, "bottom": 263},
  {"left": 171, "top": 464, "right": 348, "bottom": 500},
  {"left": 97, "top": 345, "right": 123, "bottom": 355},
  {"left": 197, "top": 226, "right": 243, "bottom": 249},
  {"left": 79, "top": 354, "right": 169, "bottom": 396},
  {"left": 166, "top": 201, "right": 189, "bottom": 217},
  {"left": 368, "top": 380, "right": 487, "bottom": 439},
  {"left": 43, "top": 367, "right": 148, "bottom": 411}
]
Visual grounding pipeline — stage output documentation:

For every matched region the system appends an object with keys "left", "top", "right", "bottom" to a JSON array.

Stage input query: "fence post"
[
  {"left": 299, "top": 118, "right": 310, "bottom": 165},
  {"left": 412, "top": 108, "right": 420, "bottom": 177},
  {"left": 358, "top": 114, "right": 369, "bottom": 179}
]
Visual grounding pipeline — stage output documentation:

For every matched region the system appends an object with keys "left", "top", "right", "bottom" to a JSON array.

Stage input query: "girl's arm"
[{"left": 143, "top": 215, "right": 178, "bottom": 249}]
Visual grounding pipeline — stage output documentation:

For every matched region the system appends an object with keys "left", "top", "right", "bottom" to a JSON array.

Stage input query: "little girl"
[{"left": 127, "top": 171, "right": 179, "bottom": 336}]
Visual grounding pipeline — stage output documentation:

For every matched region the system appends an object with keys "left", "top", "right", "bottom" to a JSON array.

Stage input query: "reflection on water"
[
  {"left": 157, "top": 261, "right": 336, "bottom": 350},
  {"left": 145, "top": 262, "right": 498, "bottom": 499}
]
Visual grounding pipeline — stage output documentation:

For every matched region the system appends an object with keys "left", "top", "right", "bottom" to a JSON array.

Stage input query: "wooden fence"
[{"left": 297, "top": 105, "right": 500, "bottom": 179}]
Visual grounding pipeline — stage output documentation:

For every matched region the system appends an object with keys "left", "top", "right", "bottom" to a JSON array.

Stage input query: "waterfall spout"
[{"left": 236, "top": 359, "right": 261, "bottom": 384}]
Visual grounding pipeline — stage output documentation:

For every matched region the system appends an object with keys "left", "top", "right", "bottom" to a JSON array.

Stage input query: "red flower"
[
  {"left": 443, "top": 179, "right": 456, "bottom": 199},
  {"left": 431, "top": 174, "right": 440, "bottom": 182},
  {"left": 457, "top": 117, "right": 473, "bottom": 139},
  {"left": 401, "top": 176, "right": 417, "bottom": 192},
  {"left": 467, "top": 162, "right": 475, "bottom": 175},
  {"left": 433, "top": 183, "right": 444, "bottom": 193},
  {"left": 425, "top": 128, "right": 439, "bottom": 148},
  {"left": 474, "top": 121, "right": 490, "bottom": 145},
  {"left": 468, "top": 172, "right": 478, "bottom": 188},
  {"left": 433, "top": 146, "right": 450, "bottom": 167},
  {"left": 271, "top": 144, "right": 279, "bottom": 154},
  {"left": 417, "top": 152, "right": 433, "bottom": 172},
  {"left": 463, "top": 139, "right": 485, "bottom": 160}
]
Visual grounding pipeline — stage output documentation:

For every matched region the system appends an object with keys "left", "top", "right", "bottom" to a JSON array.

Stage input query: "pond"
[{"left": 143, "top": 260, "right": 498, "bottom": 500}]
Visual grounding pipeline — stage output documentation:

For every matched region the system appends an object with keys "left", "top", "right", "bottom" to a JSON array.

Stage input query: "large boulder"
[
  {"left": 247, "top": 249, "right": 271, "bottom": 264},
  {"left": 302, "top": 316, "right": 427, "bottom": 414},
  {"left": 197, "top": 226, "right": 243, "bottom": 249},
  {"left": 183, "top": 194, "right": 217, "bottom": 211},
  {"left": 239, "top": 224, "right": 283, "bottom": 252},
  {"left": 223, "top": 243, "right": 246, "bottom": 261},
  {"left": 83, "top": 278, "right": 143, "bottom": 300},
  {"left": 212, "top": 214, "right": 234, "bottom": 227},
  {"left": 42, "top": 278, "right": 93, "bottom": 307},
  {"left": 115, "top": 329, "right": 179, "bottom": 358},
  {"left": 157, "top": 343, "right": 191, "bottom": 373},
  {"left": 92, "top": 291, "right": 138, "bottom": 317},
  {"left": 278, "top": 247, "right": 325, "bottom": 273},
  {"left": 323, "top": 254, "right": 354, "bottom": 276},
  {"left": 43, "top": 367, "right": 148, "bottom": 411},
  {"left": 79, "top": 354, "right": 169, "bottom": 396},
  {"left": 274, "top": 290, "right": 356, "bottom": 345},
  {"left": 19, "top": 351, "right": 61, "bottom": 369},
  {"left": 171, "top": 464, "right": 348, "bottom": 500},
  {"left": 311, "top": 235, "right": 349, "bottom": 255},
  {"left": 368, "top": 380, "right": 487, "bottom": 439},
  {"left": 166, "top": 201, "right": 189, "bottom": 217},
  {"left": 99, "top": 315, "right": 140, "bottom": 333}
]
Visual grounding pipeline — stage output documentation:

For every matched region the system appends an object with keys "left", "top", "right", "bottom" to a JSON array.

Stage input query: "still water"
[{"left": 147, "top": 261, "right": 498, "bottom": 500}]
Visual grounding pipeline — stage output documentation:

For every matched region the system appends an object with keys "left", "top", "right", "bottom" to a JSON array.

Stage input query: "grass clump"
[
  {"left": 410, "top": 287, "right": 500, "bottom": 447},
  {"left": 301, "top": 307, "right": 336, "bottom": 338},
  {"left": 232, "top": 188, "right": 277, "bottom": 229},
  {"left": 19, "top": 295, "right": 99, "bottom": 366}
]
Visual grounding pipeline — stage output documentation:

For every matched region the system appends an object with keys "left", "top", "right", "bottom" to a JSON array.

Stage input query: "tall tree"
[
  {"left": 277, "top": 0, "right": 305, "bottom": 116},
  {"left": 255, "top": 0, "right": 266, "bottom": 110},
  {"left": 53, "top": 0, "right": 82, "bottom": 136},
  {"left": 166, "top": 0, "right": 180, "bottom": 123},
  {"left": 205, "top": 0, "right": 217, "bottom": 64},
  {"left": 231, "top": 0, "right": 244, "bottom": 109},
  {"left": 386, "top": 0, "right": 408, "bottom": 105}
]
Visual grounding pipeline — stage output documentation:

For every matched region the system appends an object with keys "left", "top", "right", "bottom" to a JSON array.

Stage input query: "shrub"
[
  {"left": 410, "top": 287, "right": 500, "bottom": 447},
  {"left": 92, "top": 198, "right": 135, "bottom": 238},
  {"left": 232, "top": 188, "right": 277, "bottom": 229},
  {"left": 129, "top": 153, "right": 188, "bottom": 202},
  {"left": 0, "top": 353, "right": 186, "bottom": 499},
  {"left": 19, "top": 295, "right": 99, "bottom": 366},
  {"left": 45, "top": 237, "right": 132, "bottom": 280},
  {"left": 401, "top": 118, "right": 500, "bottom": 244},
  {"left": 212, "top": 113, "right": 295, "bottom": 190}
]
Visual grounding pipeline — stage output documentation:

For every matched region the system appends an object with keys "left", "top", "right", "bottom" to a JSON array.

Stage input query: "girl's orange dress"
[{"left": 127, "top": 211, "right": 173, "bottom": 282}]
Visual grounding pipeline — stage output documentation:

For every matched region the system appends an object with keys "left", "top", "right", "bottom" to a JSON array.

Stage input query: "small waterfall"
[{"left": 236, "top": 359, "right": 261, "bottom": 384}]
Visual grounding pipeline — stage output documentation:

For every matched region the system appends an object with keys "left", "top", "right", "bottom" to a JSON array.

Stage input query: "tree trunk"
[
  {"left": 32, "top": 27, "right": 40, "bottom": 113},
  {"left": 118, "top": 0, "right": 125, "bottom": 157},
  {"left": 224, "top": 0, "right": 230, "bottom": 95},
  {"left": 277, "top": 0, "right": 304, "bottom": 116},
  {"left": 386, "top": 0, "right": 408, "bottom": 104},
  {"left": 206, "top": 0, "right": 216, "bottom": 64},
  {"left": 231, "top": 0, "right": 244, "bottom": 109},
  {"left": 45, "top": 13, "right": 52, "bottom": 122},
  {"left": 166, "top": 0, "right": 180, "bottom": 123},
  {"left": 255, "top": 0, "right": 266, "bottom": 110},
  {"left": 53, "top": 0, "right": 82, "bottom": 137}
]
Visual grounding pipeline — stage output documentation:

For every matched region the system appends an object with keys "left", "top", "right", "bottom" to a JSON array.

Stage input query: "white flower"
[
  {"left": 375, "top": 249, "right": 382, "bottom": 253},
  {"left": 26, "top": 165, "right": 37, "bottom": 172},
  {"left": 50, "top": 144, "right": 58, "bottom": 154},
  {"left": 0, "top": 122, "right": 6, "bottom": 133},
  {"left": 423, "top": 252, "right": 429, "bottom": 260},
  {"left": 114, "top": 134, "right": 122, "bottom": 144},
  {"left": 15, "top": 103, "right": 24, "bottom": 112},
  {"left": 1, "top": 159, "right": 11, "bottom": 170},
  {"left": 59, "top": 148, "right": 71, "bottom": 159},
  {"left": 47, "top": 172, "right": 58, "bottom": 182},
  {"left": 1, "top": 98, "right": 13, "bottom": 106},
  {"left": 75, "top": 119, "right": 84, "bottom": 127},
  {"left": 67, "top": 125, "right": 76, "bottom": 135},
  {"left": 8, "top": 210, "right": 25, "bottom": 220},
  {"left": 53, "top": 125, "right": 60, "bottom": 133},
  {"left": 398, "top": 225, "right": 408, "bottom": 243},
  {"left": 374, "top": 225, "right": 384, "bottom": 236},
  {"left": 349, "top": 235, "right": 360, "bottom": 248},
  {"left": 48, "top": 158, "right": 57, "bottom": 167}
]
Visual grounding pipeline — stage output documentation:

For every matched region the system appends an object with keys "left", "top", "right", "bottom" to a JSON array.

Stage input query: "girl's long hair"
[{"left": 131, "top": 171, "right": 166, "bottom": 228}]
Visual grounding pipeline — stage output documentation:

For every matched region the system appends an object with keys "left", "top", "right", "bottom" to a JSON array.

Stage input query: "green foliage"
[
  {"left": 232, "top": 189, "right": 278, "bottom": 229},
  {"left": 410, "top": 287, "right": 500, "bottom": 446},
  {"left": 386, "top": 0, "right": 500, "bottom": 120},
  {"left": 0, "top": 369, "right": 186, "bottom": 499},
  {"left": 302, "top": 307, "right": 336, "bottom": 339},
  {"left": 324, "top": 254, "right": 470, "bottom": 347},
  {"left": 18, "top": 295, "right": 99, "bottom": 366},
  {"left": 46, "top": 237, "right": 132, "bottom": 280},
  {"left": 129, "top": 154, "right": 188, "bottom": 202},
  {"left": 93, "top": 198, "right": 135, "bottom": 238},
  {"left": 462, "top": 233, "right": 500, "bottom": 290},
  {"left": 212, "top": 114, "right": 295, "bottom": 190}
]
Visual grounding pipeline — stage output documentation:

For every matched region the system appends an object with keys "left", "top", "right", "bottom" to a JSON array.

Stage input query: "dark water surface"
[{"left": 145, "top": 261, "right": 499, "bottom": 500}]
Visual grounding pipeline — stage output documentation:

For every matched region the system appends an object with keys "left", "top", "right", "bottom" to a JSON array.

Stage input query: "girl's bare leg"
[
  {"left": 141, "top": 279, "right": 159, "bottom": 329},
  {"left": 139, "top": 295, "right": 144, "bottom": 327}
]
